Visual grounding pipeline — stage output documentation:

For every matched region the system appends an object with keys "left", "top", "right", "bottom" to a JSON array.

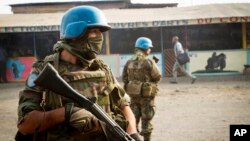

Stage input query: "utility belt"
[{"left": 125, "top": 80, "right": 158, "bottom": 97}]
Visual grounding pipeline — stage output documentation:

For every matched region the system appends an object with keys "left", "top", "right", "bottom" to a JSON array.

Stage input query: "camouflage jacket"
[{"left": 17, "top": 53, "right": 128, "bottom": 141}]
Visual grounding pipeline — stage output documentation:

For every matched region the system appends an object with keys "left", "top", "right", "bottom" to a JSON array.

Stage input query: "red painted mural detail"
[{"left": 6, "top": 57, "right": 36, "bottom": 82}]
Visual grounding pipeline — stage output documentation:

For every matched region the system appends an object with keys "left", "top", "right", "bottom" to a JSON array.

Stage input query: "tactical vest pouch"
[
  {"left": 63, "top": 70, "right": 107, "bottom": 98},
  {"left": 142, "top": 82, "right": 158, "bottom": 97},
  {"left": 125, "top": 80, "right": 143, "bottom": 96}
]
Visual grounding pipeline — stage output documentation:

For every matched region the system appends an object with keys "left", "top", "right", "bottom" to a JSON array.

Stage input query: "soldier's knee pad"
[{"left": 141, "top": 106, "right": 155, "bottom": 120}]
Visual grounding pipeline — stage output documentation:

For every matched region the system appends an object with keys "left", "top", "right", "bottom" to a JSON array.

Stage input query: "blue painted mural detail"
[{"left": 7, "top": 59, "right": 25, "bottom": 80}]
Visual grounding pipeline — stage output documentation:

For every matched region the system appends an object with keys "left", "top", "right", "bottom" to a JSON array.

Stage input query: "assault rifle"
[{"left": 34, "top": 63, "right": 135, "bottom": 141}]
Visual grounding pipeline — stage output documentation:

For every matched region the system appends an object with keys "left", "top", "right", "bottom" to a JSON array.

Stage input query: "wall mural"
[
  {"left": 6, "top": 57, "right": 36, "bottom": 82},
  {"left": 205, "top": 52, "right": 226, "bottom": 71}
]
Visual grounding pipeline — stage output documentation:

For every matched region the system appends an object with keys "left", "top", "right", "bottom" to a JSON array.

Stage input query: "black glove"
[{"left": 130, "top": 133, "right": 143, "bottom": 141}]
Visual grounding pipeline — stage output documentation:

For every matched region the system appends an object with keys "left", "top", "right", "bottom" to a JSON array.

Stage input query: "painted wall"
[
  {"left": 5, "top": 54, "right": 162, "bottom": 82},
  {"left": 247, "top": 49, "right": 250, "bottom": 64},
  {"left": 99, "top": 54, "right": 120, "bottom": 78},
  {"left": 6, "top": 57, "right": 36, "bottom": 82},
  {"left": 188, "top": 49, "right": 247, "bottom": 73},
  {"left": 5, "top": 50, "right": 246, "bottom": 82}
]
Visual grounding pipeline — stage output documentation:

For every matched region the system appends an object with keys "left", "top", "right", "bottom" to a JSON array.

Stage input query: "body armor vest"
[
  {"left": 43, "top": 54, "right": 116, "bottom": 114},
  {"left": 39, "top": 54, "right": 127, "bottom": 140}
]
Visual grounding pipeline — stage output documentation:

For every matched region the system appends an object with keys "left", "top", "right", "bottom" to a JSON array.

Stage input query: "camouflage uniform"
[
  {"left": 122, "top": 50, "right": 161, "bottom": 141},
  {"left": 17, "top": 52, "right": 128, "bottom": 141}
]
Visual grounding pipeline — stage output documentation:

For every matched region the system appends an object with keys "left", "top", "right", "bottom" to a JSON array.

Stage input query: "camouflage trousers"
[{"left": 130, "top": 96, "right": 155, "bottom": 141}]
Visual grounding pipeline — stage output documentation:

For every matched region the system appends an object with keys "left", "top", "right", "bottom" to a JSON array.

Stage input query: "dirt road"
[{"left": 0, "top": 75, "right": 250, "bottom": 141}]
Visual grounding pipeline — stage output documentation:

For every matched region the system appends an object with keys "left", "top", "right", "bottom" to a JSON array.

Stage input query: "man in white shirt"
[{"left": 171, "top": 36, "right": 196, "bottom": 84}]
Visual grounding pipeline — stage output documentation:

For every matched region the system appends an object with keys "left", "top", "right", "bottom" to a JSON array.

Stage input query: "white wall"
[
  {"left": 100, "top": 50, "right": 248, "bottom": 78},
  {"left": 188, "top": 49, "right": 247, "bottom": 73}
]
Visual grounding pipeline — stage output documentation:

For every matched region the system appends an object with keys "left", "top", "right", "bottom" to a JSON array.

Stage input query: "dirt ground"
[{"left": 0, "top": 75, "right": 250, "bottom": 141}]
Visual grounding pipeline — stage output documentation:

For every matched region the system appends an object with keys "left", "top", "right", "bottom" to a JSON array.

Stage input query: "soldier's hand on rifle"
[{"left": 65, "top": 103, "right": 103, "bottom": 134}]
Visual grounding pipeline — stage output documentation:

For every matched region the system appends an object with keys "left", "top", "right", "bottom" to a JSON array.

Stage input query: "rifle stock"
[
  {"left": 34, "top": 63, "right": 134, "bottom": 141},
  {"left": 152, "top": 56, "right": 159, "bottom": 63}
]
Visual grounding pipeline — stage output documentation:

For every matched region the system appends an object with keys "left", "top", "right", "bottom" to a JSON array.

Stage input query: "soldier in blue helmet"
[
  {"left": 122, "top": 37, "right": 162, "bottom": 141},
  {"left": 16, "top": 6, "right": 141, "bottom": 141}
]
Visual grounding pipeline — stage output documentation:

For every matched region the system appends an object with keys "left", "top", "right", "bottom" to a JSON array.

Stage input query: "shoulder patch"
[{"left": 26, "top": 72, "right": 39, "bottom": 88}]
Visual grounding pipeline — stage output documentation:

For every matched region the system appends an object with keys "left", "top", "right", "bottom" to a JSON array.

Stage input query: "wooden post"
[
  {"left": 33, "top": 32, "right": 37, "bottom": 57},
  {"left": 184, "top": 26, "right": 188, "bottom": 49},
  {"left": 105, "top": 31, "right": 110, "bottom": 55},
  {"left": 242, "top": 22, "right": 247, "bottom": 49}
]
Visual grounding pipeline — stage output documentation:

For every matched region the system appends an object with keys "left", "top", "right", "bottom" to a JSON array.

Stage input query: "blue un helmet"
[
  {"left": 135, "top": 37, "right": 153, "bottom": 49},
  {"left": 60, "top": 6, "right": 111, "bottom": 39}
]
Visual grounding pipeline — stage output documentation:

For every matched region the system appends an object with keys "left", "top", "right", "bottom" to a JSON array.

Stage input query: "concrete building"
[
  {"left": 10, "top": 0, "right": 176, "bottom": 13},
  {"left": 0, "top": 1, "right": 249, "bottom": 81}
]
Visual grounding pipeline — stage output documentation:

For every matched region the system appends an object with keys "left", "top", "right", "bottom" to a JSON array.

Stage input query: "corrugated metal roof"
[
  {"left": 0, "top": 13, "right": 63, "bottom": 27},
  {"left": 9, "top": 0, "right": 128, "bottom": 5},
  {"left": 104, "top": 3, "right": 250, "bottom": 22},
  {"left": 0, "top": 3, "right": 249, "bottom": 28}
]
